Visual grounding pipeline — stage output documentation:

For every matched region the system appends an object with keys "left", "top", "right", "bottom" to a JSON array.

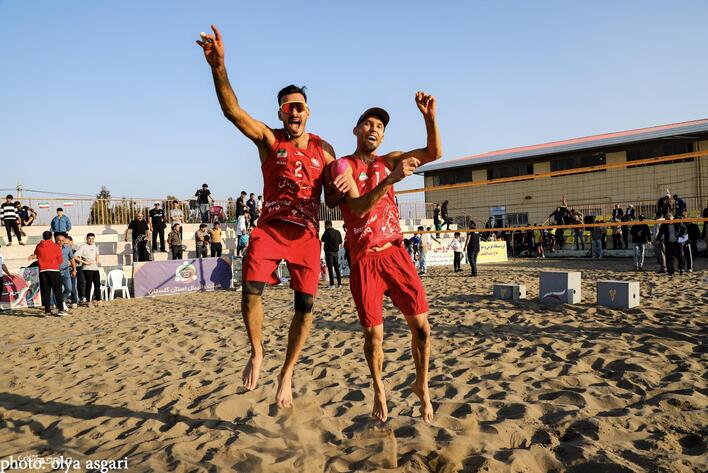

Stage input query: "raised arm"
[
  {"left": 381, "top": 92, "right": 442, "bottom": 166},
  {"left": 197, "top": 25, "right": 275, "bottom": 151},
  {"left": 344, "top": 158, "right": 420, "bottom": 218}
]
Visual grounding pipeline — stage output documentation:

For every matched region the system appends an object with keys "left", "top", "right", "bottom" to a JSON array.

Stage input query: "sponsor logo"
[
  {"left": 609, "top": 288, "right": 617, "bottom": 302},
  {"left": 358, "top": 172, "right": 368, "bottom": 181},
  {"left": 175, "top": 262, "right": 198, "bottom": 282}
]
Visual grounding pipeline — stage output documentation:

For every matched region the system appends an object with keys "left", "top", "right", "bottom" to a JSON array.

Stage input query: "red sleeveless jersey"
[
  {"left": 258, "top": 129, "right": 326, "bottom": 234},
  {"left": 340, "top": 155, "right": 403, "bottom": 264}
]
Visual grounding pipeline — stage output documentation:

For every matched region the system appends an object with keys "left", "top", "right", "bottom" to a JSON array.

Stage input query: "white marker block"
[
  {"left": 597, "top": 280, "right": 640, "bottom": 309},
  {"left": 493, "top": 283, "right": 526, "bottom": 301},
  {"left": 540, "top": 271, "right": 581, "bottom": 304}
]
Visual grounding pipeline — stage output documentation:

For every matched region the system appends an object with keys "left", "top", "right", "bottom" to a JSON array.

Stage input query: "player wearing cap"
[
  {"left": 197, "top": 26, "right": 349, "bottom": 408},
  {"left": 329, "top": 92, "right": 441, "bottom": 423}
]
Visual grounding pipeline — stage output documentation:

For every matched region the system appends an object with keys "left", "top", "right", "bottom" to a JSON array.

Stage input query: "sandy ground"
[{"left": 0, "top": 257, "right": 706, "bottom": 472}]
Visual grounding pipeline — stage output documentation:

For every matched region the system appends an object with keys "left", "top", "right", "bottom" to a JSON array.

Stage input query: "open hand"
[
  {"left": 196, "top": 24, "right": 225, "bottom": 68},
  {"left": 389, "top": 157, "right": 420, "bottom": 184},
  {"left": 415, "top": 91, "right": 436, "bottom": 120}
]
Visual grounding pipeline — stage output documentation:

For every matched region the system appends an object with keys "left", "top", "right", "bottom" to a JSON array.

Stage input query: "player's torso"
[
  {"left": 259, "top": 130, "right": 326, "bottom": 231},
  {"left": 341, "top": 156, "right": 402, "bottom": 259}
]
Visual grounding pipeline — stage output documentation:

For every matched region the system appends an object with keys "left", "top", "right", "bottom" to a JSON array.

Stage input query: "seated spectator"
[
  {"left": 18, "top": 204, "right": 37, "bottom": 228},
  {"left": 50, "top": 207, "right": 72, "bottom": 235}
]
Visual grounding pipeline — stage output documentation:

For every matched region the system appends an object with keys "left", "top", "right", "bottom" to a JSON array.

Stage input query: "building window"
[
  {"left": 550, "top": 153, "right": 606, "bottom": 173},
  {"left": 506, "top": 212, "right": 528, "bottom": 226},
  {"left": 626, "top": 141, "right": 694, "bottom": 167},
  {"left": 431, "top": 168, "right": 472, "bottom": 186},
  {"left": 487, "top": 162, "right": 534, "bottom": 180}
]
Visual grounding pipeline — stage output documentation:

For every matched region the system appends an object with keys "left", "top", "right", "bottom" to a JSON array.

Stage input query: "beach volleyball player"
[
  {"left": 329, "top": 92, "right": 441, "bottom": 422},
  {"left": 197, "top": 26, "right": 349, "bottom": 408}
]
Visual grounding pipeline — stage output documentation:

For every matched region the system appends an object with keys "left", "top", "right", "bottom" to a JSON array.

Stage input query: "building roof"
[{"left": 417, "top": 118, "right": 708, "bottom": 174}]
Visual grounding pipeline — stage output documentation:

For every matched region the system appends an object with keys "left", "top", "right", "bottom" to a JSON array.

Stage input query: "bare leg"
[
  {"left": 405, "top": 313, "right": 433, "bottom": 423},
  {"left": 363, "top": 325, "right": 387, "bottom": 422},
  {"left": 276, "top": 309, "right": 314, "bottom": 408},
  {"left": 241, "top": 292, "right": 264, "bottom": 390}
]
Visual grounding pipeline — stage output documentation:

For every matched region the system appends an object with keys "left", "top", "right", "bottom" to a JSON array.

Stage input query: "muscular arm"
[
  {"left": 198, "top": 25, "right": 275, "bottom": 155},
  {"left": 381, "top": 92, "right": 442, "bottom": 167},
  {"left": 343, "top": 157, "right": 418, "bottom": 218}
]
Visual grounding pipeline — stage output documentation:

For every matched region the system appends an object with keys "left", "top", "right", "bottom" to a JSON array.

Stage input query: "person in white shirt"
[
  {"left": 448, "top": 232, "right": 464, "bottom": 272},
  {"left": 74, "top": 233, "right": 102, "bottom": 304}
]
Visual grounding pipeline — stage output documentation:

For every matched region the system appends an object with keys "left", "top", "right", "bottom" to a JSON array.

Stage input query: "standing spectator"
[
  {"left": 659, "top": 215, "right": 686, "bottom": 275},
  {"left": 621, "top": 215, "right": 631, "bottom": 249},
  {"left": 656, "top": 191, "right": 674, "bottom": 219},
  {"left": 652, "top": 220, "right": 667, "bottom": 273},
  {"left": 75, "top": 233, "right": 101, "bottom": 305},
  {"left": 625, "top": 204, "right": 636, "bottom": 220},
  {"left": 574, "top": 225, "right": 585, "bottom": 251},
  {"left": 464, "top": 221, "right": 480, "bottom": 276},
  {"left": 630, "top": 215, "right": 650, "bottom": 271},
  {"left": 2, "top": 194, "right": 24, "bottom": 246},
  {"left": 611, "top": 204, "right": 624, "bottom": 221},
  {"left": 484, "top": 216, "right": 495, "bottom": 241},
  {"left": 195, "top": 223, "right": 208, "bottom": 258},
  {"left": 236, "top": 191, "right": 248, "bottom": 217},
  {"left": 209, "top": 222, "right": 223, "bottom": 257},
  {"left": 433, "top": 203, "right": 442, "bottom": 238},
  {"left": 236, "top": 211, "right": 249, "bottom": 257},
  {"left": 29, "top": 231, "right": 66, "bottom": 316},
  {"left": 54, "top": 233, "right": 75, "bottom": 311},
  {"left": 611, "top": 218, "right": 622, "bottom": 249},
  {"left": 534, "top": 225, "right": 545, "bottom": 258},
  {"left": 409, "top": 232, "right": 420, "bottom": 262},
  {"left": 547, "top": 226, "right": 556, "bottom": 252},
  {"left": 555, "top": 227, "right": 565, "bottom": 251},
  {"left": 684, "top": 221, "right": 699, "bottom": 273},
  {"left": 321, "top": 220, "right": 343, "bottom": 288},
  {"left": 673, "top": 194, "right": 686, "bottom": 218},
  {"left": 64, "top": 235, "right": 80, "bottom": 307},
  {"left": 254, "top": 195, "right": 263, "bottom": 227},
  {"left": 239, "top": 227, "right": 251, "bottom": 258},
  {"left": 195, "top": 184, "right": 213, "bottom": 223},
  {"left": 441, "top": 200, "right": 451, "bottom": 231},
  {"left": 590, "top": 222, "right": 605, "bottom": 258},
  {"left": 170, "top": 200, "right": 185, "bottom": 232},
  {"left": 50, "top": 208, "right": 72, "bottom": 236},
  {"left": 168, "top": 224, "right": 183, "bottom": 260},
  {"left": 418, "top": 226, "right": 431, "bottom": 276},
  {"left": 125, "top": 212, "right": 151, "bottom": 262},
  {"left": 448, "top": 232, "right": 463, "bottom": 272},
  {"left": 69, "top": 235, "right": 86, "bottom": 304},
  {"left": 149, "top": 202, "right": 167, "bottom": 253},
  {"left": 247, "top": 193, "right": 258, "bottom": 221}
]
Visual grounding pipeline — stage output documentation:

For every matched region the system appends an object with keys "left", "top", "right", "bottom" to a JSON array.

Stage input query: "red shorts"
[
  {"left": 242, "top": 220, "right": 321, "bottom": 295},
  {"left": 349, "top": 244, "right": 429, "bottom": 327}
]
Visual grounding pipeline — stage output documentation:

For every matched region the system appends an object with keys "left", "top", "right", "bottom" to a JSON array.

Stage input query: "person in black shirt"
[
  {"left": 1, "top": 194, "right": 24, "bottom": 246},
  {"left": 441, "top": 200, "right": 451, "bottom": 231},
  {"left": 125, "top": 212, "right": 151, "bottom": 262},
  {"left": 464, "top": 221, "right": 481, "bottom": 276},
  {"left": 433, "top": 203, "right": 441, "bottom": 238},
  {"left": 630, "top": 215, "right": 650, "bottom": 271},
  {"left": 702, "top": 204, "right": 708, "bottom": 256},
  {"left": 149, "top": 202, "right": 166, "bottom": 253},
  {"left": 195, "top": 184, "right": 213, "bottom": 223},
  {"left": 236, "top": 191, "right": 247, "bottom": 217},
  {"left": 246, "top": 193, "right": 258, "bottom": 220},
  {"left": 321, "top": 220, "right": 343, "bottom": 288},
  {"left": 611, "top": 204, "right": 623, "bottom": 221}
]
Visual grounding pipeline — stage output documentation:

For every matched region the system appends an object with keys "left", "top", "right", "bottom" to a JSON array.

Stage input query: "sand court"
[{"left": 0, "top": 258, "right": 706, "bottom": 472}]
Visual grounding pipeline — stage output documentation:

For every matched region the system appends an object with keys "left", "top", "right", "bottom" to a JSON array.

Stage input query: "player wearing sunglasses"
[{"left": 197, "top": 25, "right": 350, "bottom": 409}]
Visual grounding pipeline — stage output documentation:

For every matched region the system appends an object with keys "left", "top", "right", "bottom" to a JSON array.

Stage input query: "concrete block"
[
  {"left": 493, "top": 283, "right": 526, "bottom": 301},
  {"left": 539, "top": 271, "right": 581, "bottom": 304},
  {"left": 597, "top": 280, "right": 640, "bottom": 309}
]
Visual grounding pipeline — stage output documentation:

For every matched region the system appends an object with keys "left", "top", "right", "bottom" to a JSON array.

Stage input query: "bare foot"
[
  {"left": 372, "top": 385, "right": 388, "bottom": 422},
  {"left": 412, "top": 382, "right": 434, "bottom": 423},
  {"left": 242, "top": 353, "right": 263, "bottom": 390},
  {"left": 276, "top": 371, "right": 293, "bottom": 408}
]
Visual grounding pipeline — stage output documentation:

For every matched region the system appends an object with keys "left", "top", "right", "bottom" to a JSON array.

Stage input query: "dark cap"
[{"left": 356, "top": 107, "right": 389, "bottom": 128}]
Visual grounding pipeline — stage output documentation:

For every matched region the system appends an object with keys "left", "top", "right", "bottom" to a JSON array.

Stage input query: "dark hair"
[
  {"left": 213, "top": 221, "right": 220, "bottom": 226},
  {"left": 87, "top": 232, "right": 95, "bottom": 238},
  {"left": 241, "top": 191, "right": 247, "bottom": 195},
  {"left": 199, "top": 223, "right": 207, "bottom": 228},
  {"left": 42, "top": 231, "right": 52, "bottom": 240},
  {"left": 202, "top": 183, "right": 208, "bottom": 188},
  {"left": 14, "top": 201, "right": 20, "bottom": 206},
  {"left": 57, "top": 207, "right": 63, "bottom": 212},
  {"left": 6, "top": 194, "right": 13, "bottom": 199},
  {"left": 66, "top": 235, "right": 73, "bottom": 241},
  {"left": 172, "top": 223, "right": 179, "bottom": 230},
  {"left": 325, "top": 220, "right": 332, "bottom": 227},
  {"left": 277, "top": 84, "right": 307, "bottom": 104},
  {"left": 454, "top": 232, "right": 461, "bottom": 237}
]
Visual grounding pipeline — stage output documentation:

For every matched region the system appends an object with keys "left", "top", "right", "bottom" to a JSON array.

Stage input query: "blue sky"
[{"left": 2, "top": 0, "right": 707, "bottom": 201}]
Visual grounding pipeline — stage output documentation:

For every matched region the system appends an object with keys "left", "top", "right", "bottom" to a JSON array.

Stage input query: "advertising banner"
[
  {"left": 426, "top": 240, "right": 508, "bottom": 266},
  {"left": 1, "top": 267, "right": 42, "bottom": 309},
  {"left": 133, "top": 257, "right": 232, "bottom": 297}
]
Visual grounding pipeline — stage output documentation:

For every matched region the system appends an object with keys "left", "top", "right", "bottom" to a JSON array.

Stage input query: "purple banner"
[
  {"left": 1, "top": 267, "right": 41, "bottom": 309},
  {"left": 133, "top": 257, "right": 232, "bottom": 297}
]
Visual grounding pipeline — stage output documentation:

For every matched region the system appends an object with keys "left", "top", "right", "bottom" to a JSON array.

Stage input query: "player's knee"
[
  {"left": 363, "top": 326, "right": 383, "bottom": 347},
  {"left": 416, "top": 324, "right": 430, "bottom": 341},
  {"left": 294, "top": 291, "right": 314, "bottom": 313},
  {"left": 241, "top": 281, "right": 265, "bottom": 309}
]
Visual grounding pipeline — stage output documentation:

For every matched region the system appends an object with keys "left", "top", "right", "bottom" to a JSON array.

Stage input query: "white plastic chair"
[
  {"left": 107, "top": 269, "right": 131, "bottom": 300},
  {"left": 99, "top": 267, "right": 109, "bottom": 300}
]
